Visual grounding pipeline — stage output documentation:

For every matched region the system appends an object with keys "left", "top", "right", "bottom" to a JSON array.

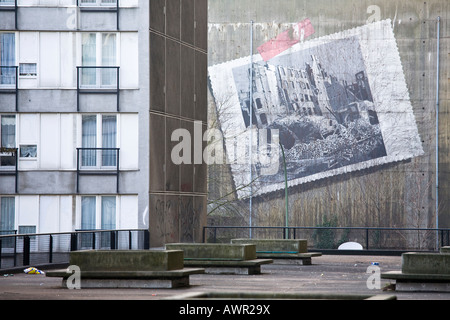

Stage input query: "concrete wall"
[
  {"left": 207, "top": 0, "right": 450, "bottom": 247},
  {"left": 149, "top": 0, "right": 208, "bottom": 247}
]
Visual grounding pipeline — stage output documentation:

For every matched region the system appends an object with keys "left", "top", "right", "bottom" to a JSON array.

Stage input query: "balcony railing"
[
  {"left": 0, "top": 0, "right": 18, "bottom": 30},
  {"left": 76, "top": 66, "right": 120, "bottom": 112},
  {"left": 0, "top": 148, "right": 18, "bottom": 193},
  {"left": 0, "top": 66, "right": 18, "bottom": 111},
  {"left": 0, "top": 229, "right": 150, "bottom": 270},
  {"left": 76, "top": 147, "right": 120, "bottom": 193},
  {"left": 77, "top": 0, "right": 120, "bottom": 30}
]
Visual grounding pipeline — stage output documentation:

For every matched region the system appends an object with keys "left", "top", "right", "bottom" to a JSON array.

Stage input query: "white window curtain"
[
  {"left": 81, "top": 33, "right": 117, "bottom": 88},
  {"left": 0, "top": 0, "right": 15, "bottom": 5},
  {"left": 81, "top": 196, "right": 96, "bottom": 230},
  {"left": 101, "top": 196, "right": 116, "bottom": 230},
  {"left": 1, "top": 115, "right": 15, "bottom": 149},
  {"left": 0, "top": 197, "right": 15, "bottom": 233},
  {"left": 101, "top": 34, "right": 117, "bottom": 87},
  {"left": 81, "top": 33, "right": 96, "bottom": 87},
  {"left": 81, "top": 115, "right": 97, "bottom": 167},
  {"left": 0, "top": 33, "right": 16, "bottom": 86},
  {"left": 0, "top": 115, "right": 15, "bottom": 167},
  {"left": 81, "top": 196, "right": 96, "bottom": 247},
  {"left": 102, "top": 115, "right": 117, "bottom": 167}
]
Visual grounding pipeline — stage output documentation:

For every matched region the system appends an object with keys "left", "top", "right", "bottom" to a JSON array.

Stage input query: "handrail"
[
  {"left": 0, "top": 229, "right": 150, "bottom": 270},
  {"left": 203, "top": 225, "right": 450, "bottom": 253}
]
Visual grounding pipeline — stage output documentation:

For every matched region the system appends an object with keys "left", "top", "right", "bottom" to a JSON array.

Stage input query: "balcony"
[
  {"left": 76, "top": 66, "right": 120, "bottom": 112},
  {"left": 0, "top": 148, "right": 18, "bottom": 193},
  {"left": 76, "top": 147, "right": 120, "bottom": 193},
  {"left": 0, "top": 66, "right": 18, "bottom": 112}
]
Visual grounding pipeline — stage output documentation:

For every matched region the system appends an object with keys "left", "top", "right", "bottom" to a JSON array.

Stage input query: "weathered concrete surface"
[
  {"left": 207, "top": 0, "right": 450, "bottom": 250},
  {"left": 402, "top": 252, "right": 450, "bottom": 274},
  {"left": 165, "top": 243, "right": 257, "bottom": 260},
  {"left": 69, "top": 250, "right": 184, "bottom": 272},
  {"left": 231, "top": 238, "right": 308, "bottom": 253},
  {"left": 2, "top": 255, "right": 450, "bottom": 301}
]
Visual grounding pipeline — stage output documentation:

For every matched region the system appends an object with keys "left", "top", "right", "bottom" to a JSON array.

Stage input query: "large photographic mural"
[{"left": 209, "top": 19, "right": 424, "bottom": 198}]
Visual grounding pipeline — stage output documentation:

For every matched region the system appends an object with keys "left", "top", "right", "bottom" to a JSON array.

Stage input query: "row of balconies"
[
  {"left": 0, "top": 147, "right": 121, "bottom": 194},
  {"left": 0, "top": 0, "right": 139, "bottom": 31},
  {"left": 0, "top": 66, "right": 121, "bottom": 112}
]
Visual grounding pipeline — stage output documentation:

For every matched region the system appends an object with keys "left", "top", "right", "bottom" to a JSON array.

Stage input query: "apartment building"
[{"left": 0, "top": 0, "right": 208, "bottom": 247}]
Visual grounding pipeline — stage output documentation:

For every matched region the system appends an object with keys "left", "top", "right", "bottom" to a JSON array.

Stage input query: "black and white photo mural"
[{"left": 209, "top": 20, "right": 424, "bottom": 198}]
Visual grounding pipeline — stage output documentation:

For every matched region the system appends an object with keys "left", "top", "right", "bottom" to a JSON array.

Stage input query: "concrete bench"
[
  {"left": 381, "top": 252, "right": 450, "bottom": 292},
  {"left": 440, "top": 246, "right": 450, "bottom": 254},
  {"left": 46, "top": 250, "right": 204, "bottom": 289},
  {"left": 231, "top": 239, "right": 321, "bottom": 265},
  {"left": 165, "top": 243, "right": 273, "bottom": 275}
]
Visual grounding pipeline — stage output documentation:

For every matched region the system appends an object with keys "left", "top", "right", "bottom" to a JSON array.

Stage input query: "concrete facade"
[
  {"left": 207, "top": 0, "right": 449, "bottom": 249},
  {"left": 149, "top": 0, "right": 208, "bottom": 247},
  {"left": 0, "top": 1, "right": 208, "bottom": 247}
]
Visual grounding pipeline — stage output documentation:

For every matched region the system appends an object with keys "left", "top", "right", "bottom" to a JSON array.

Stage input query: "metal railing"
[
  {"left": 76, "top": 66, "right": 120, "bottom": 112},
  {"left": 76, "top": 147, "right": 120, "bottom": 193},
  {"left": 0, "top": 148, "right": 18, "bottom": 193},
  {"left": 203, "top": 226, "right": 450, "bottom": 254},
  {"left": 0, "top": 66, "right": 19, "bottom": 111},
  {"left": 0, "top": 229, "right": 149, "bottom": 271}
]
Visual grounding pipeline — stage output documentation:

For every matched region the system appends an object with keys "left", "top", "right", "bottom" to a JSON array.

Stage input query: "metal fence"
[
  {"left": 0, "top": 229, "right": 149, "bottom": 270},
  {"left": 203, "top": 226, "right": 450, "bottom": 253}
]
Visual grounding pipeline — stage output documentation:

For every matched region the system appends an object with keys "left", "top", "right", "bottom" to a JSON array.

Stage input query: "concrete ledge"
[
  {"left": 165, "top": 243, "right": 257, "bottom": 261},
  {"left": 381, "top": 252, "right": 450, "bottom": 292},
  {"left": 231, "top": 239, "right": 308, "bottom": 253},
  {"left": 441, "top": 247, "right": 450, "bottom": 254},
  {"left": 166, "top": 291, "right": 397, "bottom": 300},
  {"left": 401, "top": 252, "right": 450, "bottom": 275},
  {"left": 165, "top": 243, "right": 273, "bottom": 275},
  {"left": 231, "top": 239, "right": 321, "bottom": 264},
  {"left": 45, "top": 250, "right": 204, "bottom": 289},
  {"left": 69, "top": 250, "right": 184, "bottom": 272},
  {"left": 46, "top": 268, "right": 204, "bottom": 289}
]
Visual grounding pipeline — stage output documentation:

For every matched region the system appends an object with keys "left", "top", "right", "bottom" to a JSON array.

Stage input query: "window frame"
[{"left": 80, "top": 113, "right": 119, "bottom": 169}]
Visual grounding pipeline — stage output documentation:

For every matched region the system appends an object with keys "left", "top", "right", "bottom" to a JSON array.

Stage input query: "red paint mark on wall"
[{"left": 257, "top": 19, "right": 315, "bottom": 62}]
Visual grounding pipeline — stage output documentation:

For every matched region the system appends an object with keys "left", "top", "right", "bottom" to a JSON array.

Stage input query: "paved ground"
[{"left": 0, "top": 255, "right": 449, "bottom": 301}]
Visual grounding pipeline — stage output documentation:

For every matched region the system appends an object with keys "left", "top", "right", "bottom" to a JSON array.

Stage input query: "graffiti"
[
  {"left": 257, "top": 18, "right": 315, "bottom": 61},
  {"left": 209, "top": 19, "right": 423, "bottom": 197},
  {"left": 153, "top": 197, "right": 203, "bottom": 243}
]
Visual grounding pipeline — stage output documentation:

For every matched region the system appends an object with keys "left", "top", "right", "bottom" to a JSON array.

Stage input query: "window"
[
  {"left": 80, "top": 0, "right": 117, "bottom": 6},
  {"left": 0, "top": 197, "right": 15, "bottom": 248},
  {"left": 1, "top": 115, "right": 16, "bottom": 167},
  {"left": 0, "top": 33, "right": 16, "bottom": 86},
  {"left": 0, "top": 197, "right": 15, "bottom": 234},
  {"left": 80, "top": 196, "right": 116, "bottom": 248},
  {"left": 81, "top": 33, "right": 117, "bottom": 88},
  {"left": 81, "top": 114, "right": 117, "bottom": 168},
  {"left": 0, "top": 0, "right": 15, "bottom": 7},
  {"left": 19, "top": 63, "right": 37, "bottom": 77},
  {"left": 19, "top": 145, "right": 37, "bottom": 158},
  {"left": 18, "top": 225, "right": 36, "bottom": 235}
]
